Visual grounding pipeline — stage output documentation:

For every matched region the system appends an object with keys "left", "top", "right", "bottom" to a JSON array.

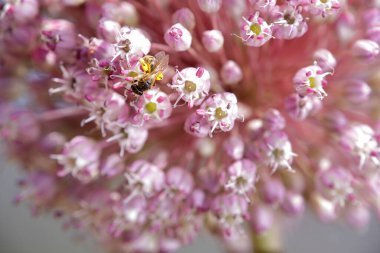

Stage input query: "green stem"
[{"left": 252, "top": 225, "right": 283, "bottom": 253}]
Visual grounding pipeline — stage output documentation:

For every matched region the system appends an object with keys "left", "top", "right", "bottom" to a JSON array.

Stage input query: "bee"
[{"left": 130, "top": 51, "right": 169, "bottom": 96}]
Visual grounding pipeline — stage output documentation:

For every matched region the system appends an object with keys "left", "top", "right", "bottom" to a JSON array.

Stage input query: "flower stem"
[{"left": 252, "top": 225, "right": 283, "bottom": 253}]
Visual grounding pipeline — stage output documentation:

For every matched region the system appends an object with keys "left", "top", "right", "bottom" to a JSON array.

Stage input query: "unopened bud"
[{"left": 164, "top": 23, "right": 192, "bottom": 52}]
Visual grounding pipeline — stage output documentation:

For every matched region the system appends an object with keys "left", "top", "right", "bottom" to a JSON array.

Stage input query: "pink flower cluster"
[{"left": 1, "top": 0, "right": 380, "bottom": 252}]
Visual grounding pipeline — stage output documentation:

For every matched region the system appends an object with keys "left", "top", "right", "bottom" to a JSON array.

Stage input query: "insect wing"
[{"left": 153, "top": 52, "right": 169, "bottom": 74}]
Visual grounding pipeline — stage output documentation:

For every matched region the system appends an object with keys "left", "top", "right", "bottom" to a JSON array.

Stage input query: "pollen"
[
  {"left": 145, "top": 102, "right": 157, "bottom": 114},
  {"left": 140, "top": 59, "right": 151, "bottom": 73},
  {"left": 308, "top": 77, "right": 316, "bottom": 88},
  {"left": 155, "top": 72, "right": 164, "bottom": 81},
  {"left": 250, "top": 23, "right": 262, "bottom": 36},
  {"left": 215, "top": 107, "right": 228, "bottom": 120},
  {"left": 184, "top": 80, "right": 197, "bottom": 93}
]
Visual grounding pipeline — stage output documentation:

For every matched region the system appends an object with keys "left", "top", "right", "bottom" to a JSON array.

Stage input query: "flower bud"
[
  {"left": 197, "top": 0, "right": 222, "bottom": 13},
  {"left": 166, "top": 167, "right": 194, "bottom": 195},
  {"left": 285, "top": 93, "right": 322, "bottom": 121},
  {"left": 367, "top": 26, "right": 380, "bottom": 44},
  {"left": 313, "top": 49, "right": 337, "bottom": 72},
  {"left": 172, "top": 8, "right": 196, "bottom": 30},
  {"left": 221, "top": 60, "right": 243, "bottom": 85},
  {"left": 224, "top": 0, "right": 246, "bottom": 19},
  {"left": 343, "top": 80, "right": 371, "bottom": 104},
  {"left": 164, "top": 23, "right": 192, "bottom": 52},
  {"left": 352, "top": 39, "right": 379, "bottom": 60},
  {"left": 310, "top": 193, "right": 337, "bottom": 223},
  {"left": 324, "top": 111, "right": 347, "bottom": 133},
  {"left": 41, "top": 19, "right": 77, "bottom": 60},
  {"left": 2, "top": 0, "right": 39, "bottom": 24},
  {"left": 102, "top": 2, "right": 139, "bottom": 26},
  {"left": 281, "top": 192, "right": 305, "bottom": 216},
  {"left": 363, "top": 8, "right": 380, "bottom": 28},
  {"left": 62, "top": 0, "right": 86, "bottom": 6},
  {"left": 336, "top": 11, "right": 356, "bottom": 43},
  {"left": 250, "top": 206, "right": 273, "bottom": 234},
  {"left": 345, "top": 204, "right": 370, "bottom": 230},
  {"left": 97, "top": 19, "right": 121, "bottom": 43},
  {"left": 101, "top": 154, "right": 125, "bottom": 177},
  {"left": 263, "top": 109, "right": 285, "bottom": 131},
  {"left": 260, "top": 178, "right": 285, "bottom": 205},
  {"left": 184, "top": 113, "right": 211, "bottom": 138},
  {"left": 202, "top": 30, "right": 224, "bottom": 52},
  {"left": 224, "top": 136, "right": 244, "bottom": 160}
]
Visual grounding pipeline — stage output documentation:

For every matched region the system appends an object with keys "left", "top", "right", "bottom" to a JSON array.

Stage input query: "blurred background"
[{"left": 2, "top": 148, "right": 380, "bottom": 253}]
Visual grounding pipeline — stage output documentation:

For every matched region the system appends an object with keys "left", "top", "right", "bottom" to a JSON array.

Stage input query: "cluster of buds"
[{"left": 1, "top": 0, "right": 380, "bottom": 252}]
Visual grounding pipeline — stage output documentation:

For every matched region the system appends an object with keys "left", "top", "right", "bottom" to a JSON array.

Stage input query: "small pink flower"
[
  {"left": 125, "top": 160, "right": 165, "bottom": 197},
  {"left": 340, "top": 124, "right": 380, "bottom": 169},
  {"left": 97, "top": 19, "right": 121, "bottom": 43},
  {"left": 171, "top": 67, "right": 211, "bottom": 108},
  {"left": 107, "top": 125, "right": 149, "bottom": 156},
  {"left": 285, "top": 93, "right": 322, "bottom": 120},
  {"left": 132, "top": 89, "right": 172, "bottom": 122},
  {"left": 309, "top": 0, "right": 341, "bottom": 18},
  {"left": 197, "top": 92, "right": 242, "bottom": 136},
  {"left": 273, "top": 6, "right": 308, "bottom": 40},
  {"left": 293, "top": 64, "right": 331, "bottom": 99},
  {"left": 263, "top": 131, "right": 297, "bottom": 173},
  {"left": 41, "top": 19, "right": 77, "bottom": 60},
  {"left": 225, "top": 159, "right": 257, "bottom": 199},
  {"left": 113, "top": 26, "right": 151, "bottom": 61},
  {"left": 166, "top": 167, "right": 194, "bottom": 195},
  {"left": 240, "top": 12, "right": 273, "bottom": 47},
  {"left": 316, "top": 167, "right": 354, "bottom": 206},
  {"left": 52, "top": 136, "right": 101, "bottom": 183},
  {"left": 211, "top": 194, "right": 248, "bottom": 236}
]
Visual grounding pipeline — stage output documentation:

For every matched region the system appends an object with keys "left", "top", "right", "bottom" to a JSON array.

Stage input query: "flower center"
[
  {"left": 215, "top": 107, "right": 228, "bottom": 120},
  {"left": 320, "top": 0, "right": 329, "bottom": 3},
  {"left": 145, "top": 102, "right": 157, "bottom": 114},
  {"left": 184, "top": 80, "right": 197, "bottom": 93},
  {"left": 120, "top": 39, "right": 131, "bottom": 53},
  {"left": 236, "top": 176, "right": 248, "bottom": 189},
  {"left": 308, "top": 77, "right": 316, "bottom": 88},
  {"left": 250, "top": 23, "right": 262, "bottom": 36},
  {"left": 284, "top": 13, "right": 296, "bottom": 25},
  {"left": 273, "top": 148, "right": 284, "bottom": 160}
]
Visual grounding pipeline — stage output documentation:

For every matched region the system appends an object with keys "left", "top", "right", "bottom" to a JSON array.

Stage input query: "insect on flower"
[{"left": 130, "top": 51, "right": 169, "bottom": 96}]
